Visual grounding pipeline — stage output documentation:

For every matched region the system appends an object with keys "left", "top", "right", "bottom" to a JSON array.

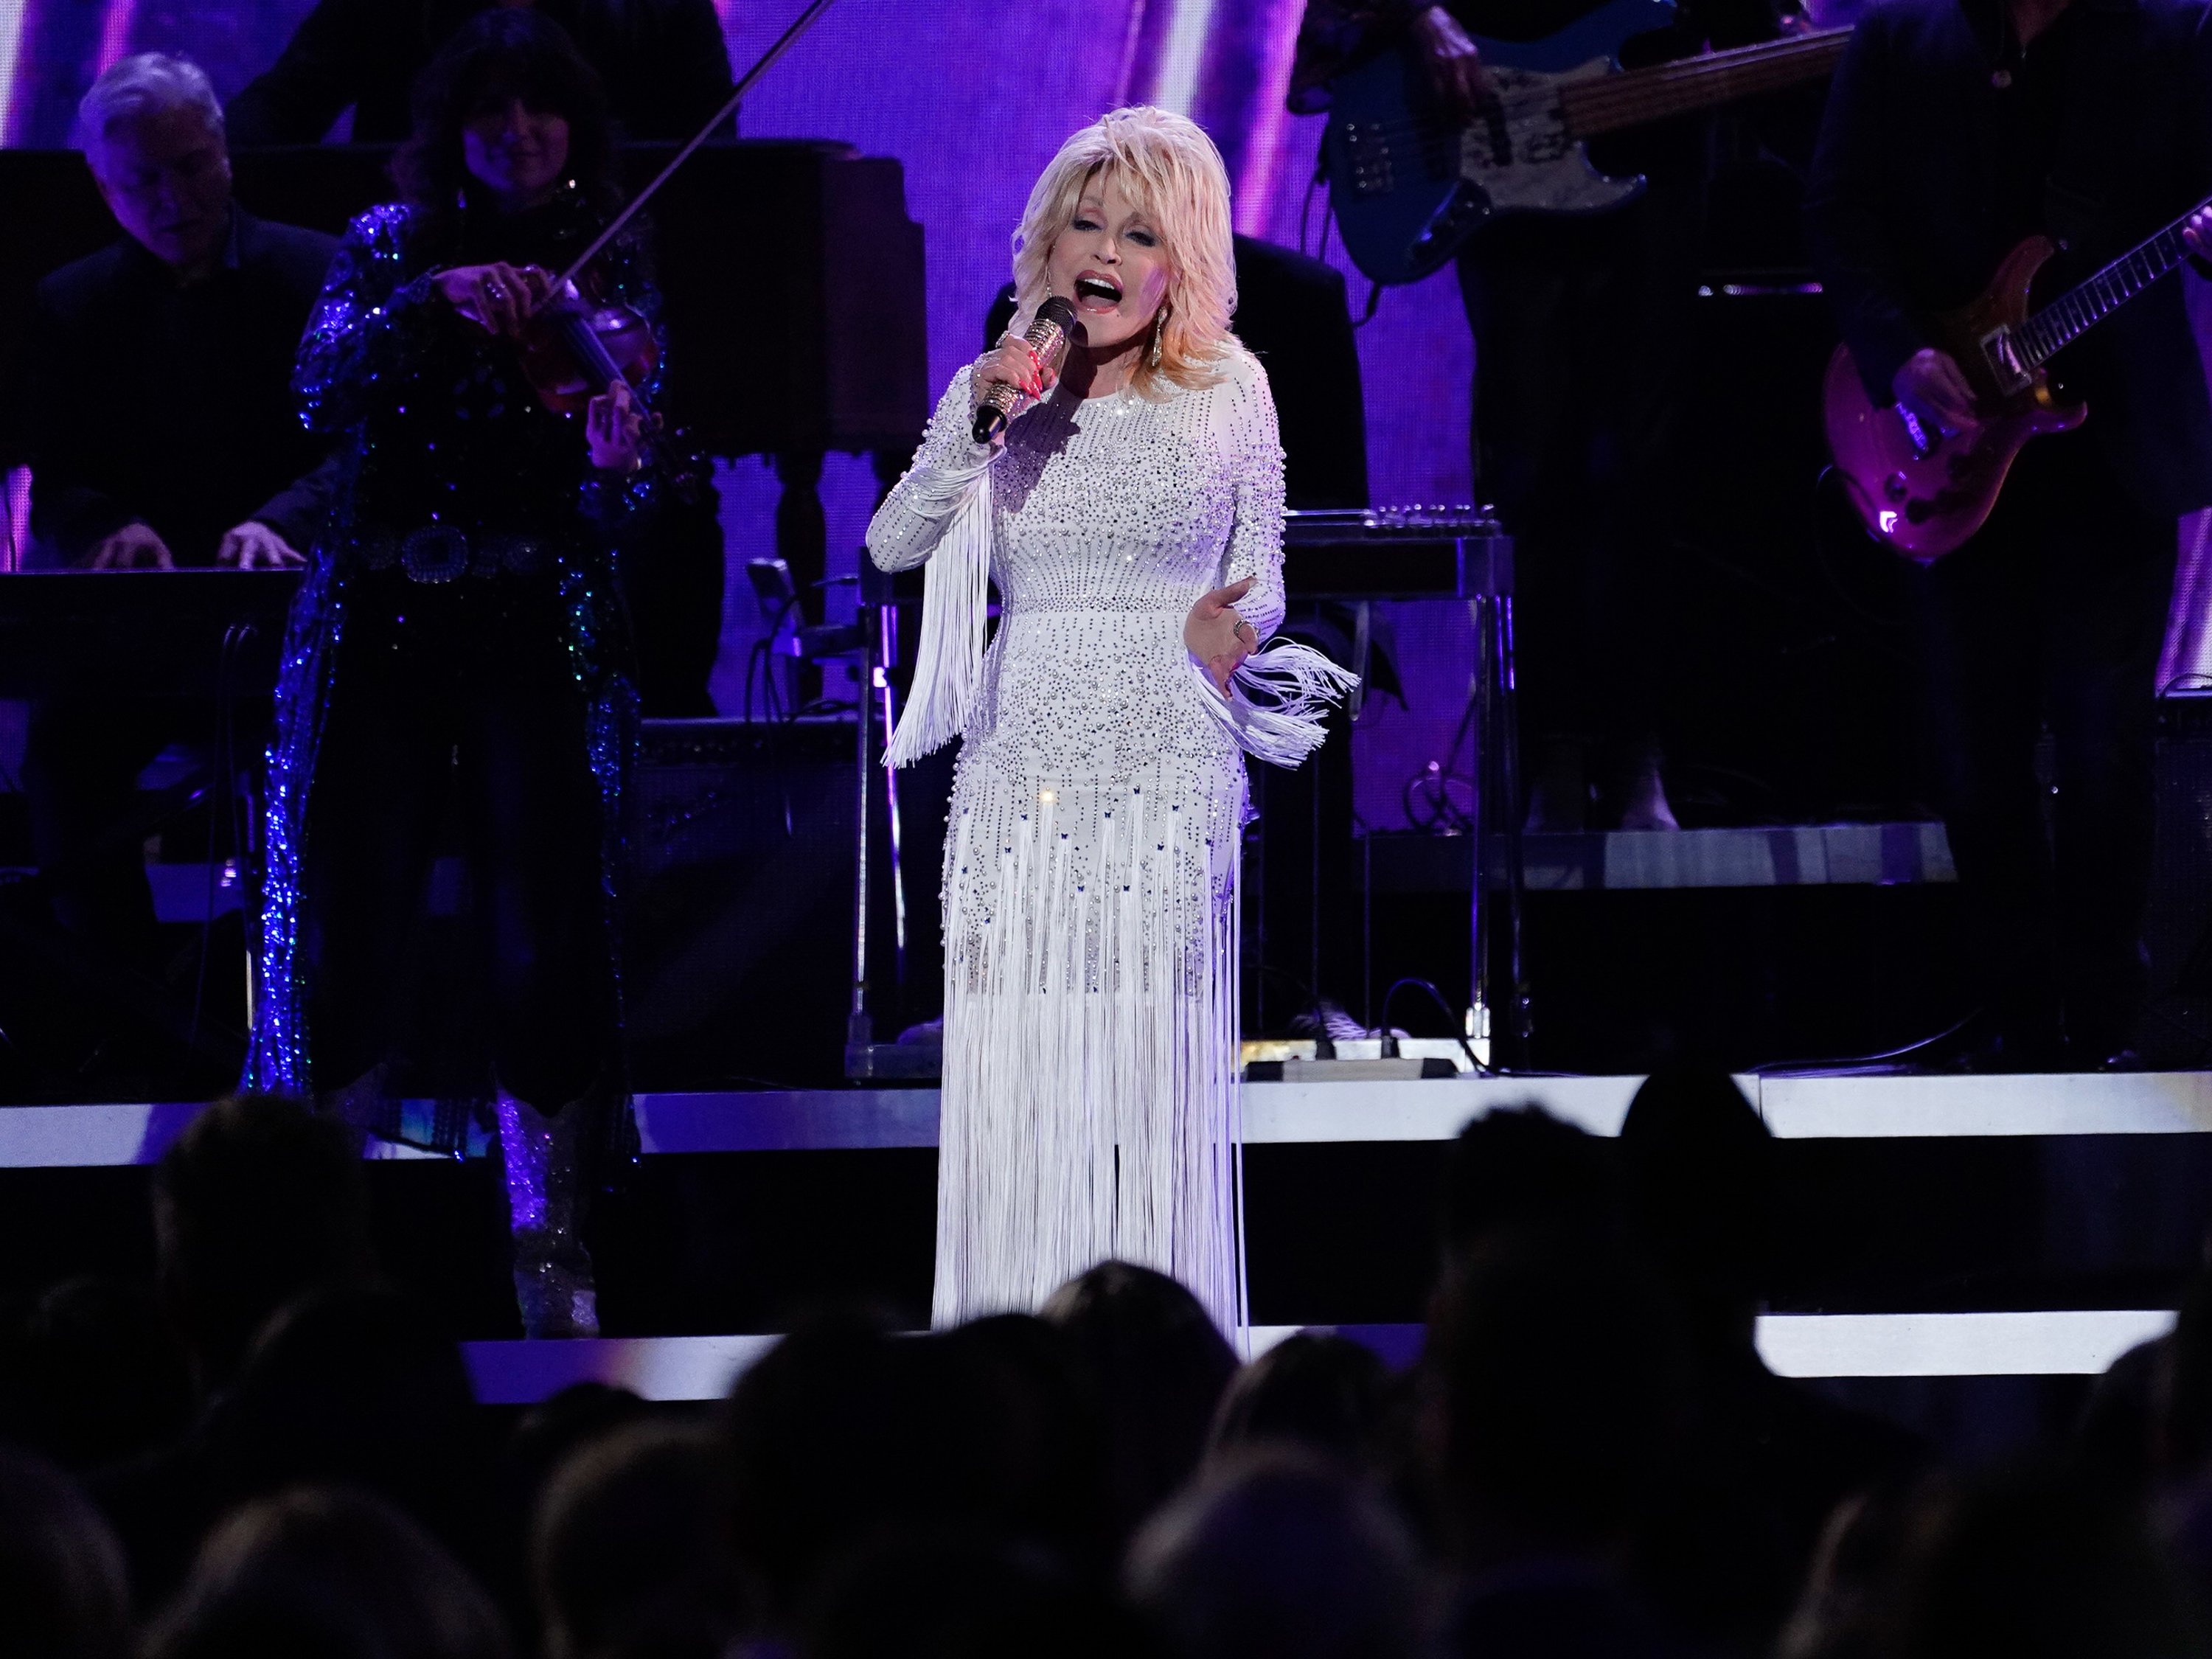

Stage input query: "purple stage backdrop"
[
  {"left": 0, "top": 0, "right": 1472, "bottom": 502},
  {"left": 0, "top": 0, "right": 1488, "bottom": 824},
  {"left": 5, "top": 0, "right": 2208, "bottom": 826}
]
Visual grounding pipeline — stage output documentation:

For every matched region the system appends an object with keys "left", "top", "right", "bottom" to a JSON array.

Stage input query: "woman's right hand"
[
  {"left": 970, "top": 330, "right": 1057, "bottom": 441},
  {"left": 431, "top": 262, "right": 555, "bottom": 339}
]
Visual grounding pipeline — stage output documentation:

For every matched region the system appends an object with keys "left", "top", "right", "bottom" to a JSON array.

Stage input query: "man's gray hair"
[{"left": 74, "top": 52, "right": 225, "bottom": 154}]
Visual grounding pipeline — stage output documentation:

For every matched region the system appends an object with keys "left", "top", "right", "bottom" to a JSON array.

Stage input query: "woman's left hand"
[
  {"left": 586, "top": 378, "right": 647, "bottom": 474},
  {"left": 1186, "top": 576, "right": 1259, "bottom": 694}
]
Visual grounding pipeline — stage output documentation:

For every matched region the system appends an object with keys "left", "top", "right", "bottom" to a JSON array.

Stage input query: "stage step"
[
  {"left": 10, "top": 1070, "right": 2212, "bottom": 1167},
  {"left": 6, "top": 1074, "right": 2206, "bottom": 1429},
  {"left": 456, "top": 1308, "right": 2179, "bottom": 1405}
]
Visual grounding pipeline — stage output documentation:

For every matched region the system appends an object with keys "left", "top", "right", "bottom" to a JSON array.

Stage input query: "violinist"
[
  {"left": 16, "top": 54, "right": 337, "bottom": 969},
  {"left": 249, "top": 10, "right": 678, "bottom": 1337}
]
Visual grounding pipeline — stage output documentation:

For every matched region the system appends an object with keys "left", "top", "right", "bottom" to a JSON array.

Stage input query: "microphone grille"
[{"left": 1034, "top": 295, "right": 1078, "bottom": 335}]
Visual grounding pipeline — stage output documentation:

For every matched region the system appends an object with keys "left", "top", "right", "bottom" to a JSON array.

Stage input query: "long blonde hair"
[{"left": 1009, "top": 105, "right": 1239, "bottom": 396}]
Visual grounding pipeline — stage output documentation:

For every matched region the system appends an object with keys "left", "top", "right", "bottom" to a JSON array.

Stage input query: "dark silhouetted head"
[
  {"left": 1208, "top": 1332, "right": 1394, "bottom": 1471},
  {"left": 0, "top": 1445, "right": 132, "bottom": 1659},
  {"left": 145, "top": 1486, "right": 507, "bottom": 1659},
  {"left": 499, "top": 1382, "right": 652, "bottom": 1583},
  {"left": 2160, "top": 1270, "right": 2212, "bottom": 1483},
  {"left": 1422, "top": 1240, "right": 1686, "bottom": 1568},
  {"left": 534, "top": 1421, "right": 741, "bottom": 1659},
  {"left": 152, "top": 1093, "right": 375, "bottom": 1392},
  {"left": 1439, "top": 1105, "right": 1625, "bottom": 1266},
  {"left": 1879, "top": 1465, "right": 2196, "bottom": 1659},
  {"left": 1, "top": 1275, "right": 192, "bottom": 1471},
  {"left": 939, "top": 1312, "right": 1115, "bottom": 1570},
  {"left": 1618, "top": 1064, "right": 1775, "bottom": 1349},
  {"left": 1127, "top": 1449, "right": 1427, "bottom": 1659},
  {"left": 206, "top": 1287, "right": 489, "bottom": 1573},
  {"left": 799, "top": 1532, "right": 1141, "bottom": 1659},
  {"left": 1777, "top": 1482, "right": 1921, "bottom": 1659},
  {"left": 1041, "top": 1262, "right": 1240, "bottom": 1542},
  {"left": 720, "top": 1314, "right": 1063, "bottom": 1632}
]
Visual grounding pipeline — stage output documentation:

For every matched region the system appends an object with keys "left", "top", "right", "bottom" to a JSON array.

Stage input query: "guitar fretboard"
[
  {"left": 1557, "top": 28, "right": 1850, "bottom": 137},
  {"left": 2016, "top": 199, "right": 2212, "bottom": 366}
]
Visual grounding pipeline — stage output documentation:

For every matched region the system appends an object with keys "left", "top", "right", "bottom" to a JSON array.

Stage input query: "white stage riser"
[
  {"left": 14, "top": 1071, "right": 2212, "bottom": 1166},
  {"left": 457, "top": 1309, "right": 2180, "bottom": 1404}
]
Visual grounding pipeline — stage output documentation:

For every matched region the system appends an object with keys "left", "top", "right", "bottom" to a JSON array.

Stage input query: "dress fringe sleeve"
[
  {"left": 1187, "top": 352, "right": 1356, "bottom": 767},
  {"left": 869, "top": 366, "right": 1000, "bottom": 766},
  {"left": 1192, "top": 640, "right": 1362, "bottom": 766}
]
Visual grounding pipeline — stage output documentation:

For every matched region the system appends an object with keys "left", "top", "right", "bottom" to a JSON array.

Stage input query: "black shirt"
[
  {"left": 225, "top": 0, "right": 736, "bottom": 145},
  {"left": 16, "top": 207, "right": 340, "bottom": 567},
  {"left": 1991, "top": 0, "right": 2082, "bottom": 247},
  {"left": 1805, "top": 0, "right": 2212, "bottom": 515}
]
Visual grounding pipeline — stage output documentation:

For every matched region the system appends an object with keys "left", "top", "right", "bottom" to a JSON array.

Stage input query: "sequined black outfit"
[{"left": 248, "top": 185, "right": 664, "bottom": 1149}]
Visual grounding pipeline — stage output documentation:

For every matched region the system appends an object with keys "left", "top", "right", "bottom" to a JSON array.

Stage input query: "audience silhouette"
[
  {"left": 1128, "top": 1448, "right": 1427, "bottom": 1659},
  {"left": 532, "top": 1421, "right": 740, "bottom": 1659},
  {"left": 1620, "top": 1065, "right": 1929, "bottom": 1653},
  {"left": 1042, "top": 1262, "right": 1240, "bottom": 1545},
  {"left": 0, "top": 1087, "right": 2199, "bottom": 1659},
  {"left": 0, "top": 1444, "right": 133, "bottom": 1659},
  {"left": 150, "top": 1094, "right": 375, "bottom": 1396},
  {"left": 145, "top": 1488, "right": 507, "bottom": 1659}
]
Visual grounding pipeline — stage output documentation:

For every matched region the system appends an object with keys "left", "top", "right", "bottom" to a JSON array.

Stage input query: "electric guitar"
[
  {"left": 1321, "top": 0, "right": 1849, "bottom": 285},
  {"left": 1823, "top": 200, "right": 2211, "bottom": 563}
]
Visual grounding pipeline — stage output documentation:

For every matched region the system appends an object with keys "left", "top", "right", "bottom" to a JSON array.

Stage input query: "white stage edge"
[
  {"left": 458, "top": 1308, "right": 2180, "bottom": 1404},
  {"left": 15, "top": 1070, "right": 2212, "bottom": 1166}
]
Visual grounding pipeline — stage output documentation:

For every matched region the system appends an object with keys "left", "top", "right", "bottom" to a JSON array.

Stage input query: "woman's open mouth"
[{"left": 1073, "top": 273, "right": 1122, "bottom": 311}]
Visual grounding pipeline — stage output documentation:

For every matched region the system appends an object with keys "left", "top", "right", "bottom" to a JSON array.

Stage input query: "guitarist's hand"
[
  {"left": 1413, "top": 5, "right": 1489, "bottom": 118},
  {"left": 1893, "top": 348, "right": 1982, "bottom": 442},
  {"left": 2185, "top": 205, "right": 2212, "bottom": 260}
]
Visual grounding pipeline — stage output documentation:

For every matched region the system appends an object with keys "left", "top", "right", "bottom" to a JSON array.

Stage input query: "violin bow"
[{"left": 552, "top": 0, "right": 842, "bottom": 291}]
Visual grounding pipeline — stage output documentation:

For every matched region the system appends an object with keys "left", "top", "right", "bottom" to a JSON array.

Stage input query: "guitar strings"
[
  {"left": 1338, "top": 35, "right": 1845, "bottom": 147},
  {"left": 1349, "top": 58, "right": 1839, "bottom": 144}
]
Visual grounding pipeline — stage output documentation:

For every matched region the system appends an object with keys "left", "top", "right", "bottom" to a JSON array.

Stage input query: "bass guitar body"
[
  {"left": 1823, "top": 236, "right": 2086, "bottom": 564},
  {"left": 1322, "top": 0, "right": 1674, "bottom": 285}
]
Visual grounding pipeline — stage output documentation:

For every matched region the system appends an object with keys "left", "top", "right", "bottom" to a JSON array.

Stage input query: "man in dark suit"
[
  {"left": 1806, "top": 0, "right": 2212, "bottom": 1068},
  {"left": 14, "top": 54, "right": 338, "bottom": 960},
  {"left": 225, "top": 0, "right": 736, "bottom": 145}
]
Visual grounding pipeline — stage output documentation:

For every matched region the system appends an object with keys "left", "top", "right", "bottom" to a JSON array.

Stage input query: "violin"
[
  {"left": 515, "top": 269, "right": 658, "bottom": 419},
  {"left": 511, "top": 265, "right": 698, "bottom": 497}
]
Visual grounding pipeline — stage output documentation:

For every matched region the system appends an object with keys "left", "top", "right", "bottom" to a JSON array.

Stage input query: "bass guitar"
[
  {"left": 1321, "top": 0, "right": 1848, "bottom": 285},
  {"left": 1823, "top": 200, "right": 2210, "bottom": 562}
]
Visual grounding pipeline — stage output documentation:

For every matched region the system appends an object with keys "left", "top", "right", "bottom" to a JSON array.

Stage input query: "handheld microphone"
[{"left": 972, "top": 296, "right": 1079, "bottom": 445}]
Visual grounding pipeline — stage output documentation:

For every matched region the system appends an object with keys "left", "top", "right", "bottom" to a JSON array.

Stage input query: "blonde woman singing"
[{"left": 867, "top": 106, "right": 1354, "bottom": 1332}]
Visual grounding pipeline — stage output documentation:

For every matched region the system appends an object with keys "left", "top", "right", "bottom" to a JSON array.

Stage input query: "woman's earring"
[{"left": 1148, "top": 307, "right": 1167, "bottom": 370}]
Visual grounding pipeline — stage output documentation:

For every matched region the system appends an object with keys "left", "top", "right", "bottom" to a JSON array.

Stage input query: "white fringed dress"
[{"left": 866, "top": 346, "right": 1352, "bottom": 1334}]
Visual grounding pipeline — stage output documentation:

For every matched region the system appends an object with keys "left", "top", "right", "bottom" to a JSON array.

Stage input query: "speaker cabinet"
[{"left": 626, "top": 718, "right": 859, "bottom": 1090}]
